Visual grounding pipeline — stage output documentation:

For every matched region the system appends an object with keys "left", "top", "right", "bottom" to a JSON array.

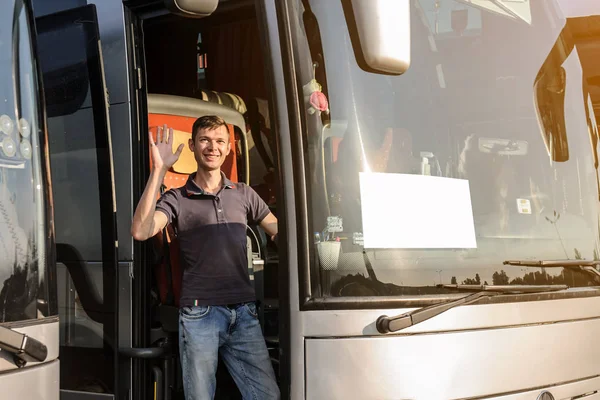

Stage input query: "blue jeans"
[{"left": 179, "top": 302, "right": 280, "bottom": 400}]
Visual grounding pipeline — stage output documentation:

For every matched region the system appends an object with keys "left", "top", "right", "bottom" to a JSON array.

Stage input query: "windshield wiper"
[
  {"left": 439, "top": 284, "right": 569, "bottom": 293},
  {"left": 375, "top": 284, "right": 568, "bottom": 334},
  {"left": 0, "top": 325, "right": 47, "bottom": 367},
  {"left": 503, "top": 259, "right": 600, "bottom": 283}
]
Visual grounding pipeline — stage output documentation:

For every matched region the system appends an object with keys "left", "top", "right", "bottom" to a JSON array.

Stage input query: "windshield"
[
  {"left": 0, "top": 0, "right": 53, "bottom": 322},
  {"left": 288, "top": 0, "right": 600, "bottom": 298}
]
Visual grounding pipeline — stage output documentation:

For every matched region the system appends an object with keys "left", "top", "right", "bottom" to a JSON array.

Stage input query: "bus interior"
[{"left": 139, "top": 1, "right": 281, "bottom": 398}]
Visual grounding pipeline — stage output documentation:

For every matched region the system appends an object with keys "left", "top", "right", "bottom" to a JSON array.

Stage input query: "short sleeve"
[
  {"left": 245, "top": 185, "right": 270, "bottom": 224},
  {"left": 155, "top": 189, "right": 179, "bottom": 225}
]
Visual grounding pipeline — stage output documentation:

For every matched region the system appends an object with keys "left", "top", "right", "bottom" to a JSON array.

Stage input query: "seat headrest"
[
  {"left": 170, "top": 129, "right": 195, "bottom": 174},
  {"left": 148, "top": 113, "right": 238, "bottom": 189}
]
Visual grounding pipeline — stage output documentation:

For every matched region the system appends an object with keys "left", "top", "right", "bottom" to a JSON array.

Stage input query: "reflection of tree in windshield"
[
  {"left": 332, "top": 264, "right": 595, "bottom": 297},
  {"left": 0, "top": 185, "right": 29, "bottom": 272},
  {"left": 331, "top": 273, "right": 444, "bottom": 296},
  {"left": 0, "top": 181, "right": 38, "bottom": 322},
  {"left": 0, "top": 249, "right": 39, "bottom": 322},
  {"left": 461, "top": 273, "right": 481, "bottom": 285}
]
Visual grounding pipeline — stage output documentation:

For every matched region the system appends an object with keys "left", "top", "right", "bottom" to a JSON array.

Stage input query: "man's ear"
[
  {"left": 225, "top": 141, "right": 231, "bottom": 156},
  {"left": 188, "top": 138, "right": 194, "bottom": 152}
]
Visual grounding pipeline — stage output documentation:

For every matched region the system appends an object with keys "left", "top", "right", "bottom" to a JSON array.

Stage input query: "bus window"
[{"left": 288, "top": 0, "right": 600, "bottom": 299}]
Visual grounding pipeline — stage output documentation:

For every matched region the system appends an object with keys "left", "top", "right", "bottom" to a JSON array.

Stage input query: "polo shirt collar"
[{"left": 184, "top": 172, "right": 235, "bottom": 196}]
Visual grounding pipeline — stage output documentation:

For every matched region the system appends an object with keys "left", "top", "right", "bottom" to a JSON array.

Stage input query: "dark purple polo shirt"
[{"left": 155, "top": 172, "right": 270, "bottom": 306}]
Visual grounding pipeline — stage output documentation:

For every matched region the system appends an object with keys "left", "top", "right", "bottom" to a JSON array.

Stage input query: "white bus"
[{"left": 4, "top": 0, "right": 600, "bottom": 399}]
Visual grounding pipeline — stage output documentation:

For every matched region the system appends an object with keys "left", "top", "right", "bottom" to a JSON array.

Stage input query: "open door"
[{"left": 35, "top": 4, "right": 120, "bottom": 397}]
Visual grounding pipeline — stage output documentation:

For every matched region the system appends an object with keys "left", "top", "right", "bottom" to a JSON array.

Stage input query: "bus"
[{"left": 4, "top": 0, "right": 600, "bottom": 398}]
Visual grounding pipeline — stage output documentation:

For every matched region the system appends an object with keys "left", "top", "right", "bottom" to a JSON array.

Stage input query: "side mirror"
[
  {"left": 534, "top": 67, "right": 568, "bottom": 162},
  {"left": 163, "top": 0, "right": 217, "bottom": 18},
  {"left": 343, "top": 0, "right": 411, "bottom": 75},
  {"left": 533, "top": 25, "right": 574, "bottom": 163}
]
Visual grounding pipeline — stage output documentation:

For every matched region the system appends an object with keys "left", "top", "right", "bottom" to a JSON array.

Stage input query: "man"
[{"left": 131, "top": 116, "right": 280, "bottom": 399}]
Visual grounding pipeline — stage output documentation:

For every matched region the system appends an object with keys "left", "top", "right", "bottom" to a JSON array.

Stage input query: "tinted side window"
[
  {"left": 35, "top": 4, "right": 118, "bottom": 394},
  {"left": 32, "top": 0, "right": 86, "bottom": 18},
  {"left": 37, "top": 7, "right": 105, "bottom": 260}
]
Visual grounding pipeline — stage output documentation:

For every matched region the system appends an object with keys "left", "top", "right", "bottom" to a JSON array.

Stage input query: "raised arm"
[{"left": 131, "top": 125, "right": 184, "bottom": 241}]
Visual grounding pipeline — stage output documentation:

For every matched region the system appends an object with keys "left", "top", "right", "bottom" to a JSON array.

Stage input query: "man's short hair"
[{"left": 191, "top": 115, "right": 228, "bottom": 141}]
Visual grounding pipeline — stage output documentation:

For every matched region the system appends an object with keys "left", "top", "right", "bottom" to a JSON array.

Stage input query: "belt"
[{"left": 192, "top": 300, "right": 249, "bottom": 308}]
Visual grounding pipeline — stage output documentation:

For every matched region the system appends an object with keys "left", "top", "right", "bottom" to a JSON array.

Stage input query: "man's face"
[{"left": 189, "top": 125, "right": 231, "bottom": 171}]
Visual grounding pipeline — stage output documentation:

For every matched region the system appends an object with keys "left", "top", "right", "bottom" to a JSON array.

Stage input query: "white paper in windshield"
[{"left": 359, "top": 173, "right": 477, "bottom": 249}]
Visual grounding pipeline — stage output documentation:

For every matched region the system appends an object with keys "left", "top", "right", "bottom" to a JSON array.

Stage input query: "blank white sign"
[{"left": 359, "top": 172, "right": 477, "bottom": 249}]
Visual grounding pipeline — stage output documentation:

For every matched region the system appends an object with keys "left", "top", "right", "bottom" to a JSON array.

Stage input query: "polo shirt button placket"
[{"left": 215, "top": 197, "right": 224, "bottom": 222}]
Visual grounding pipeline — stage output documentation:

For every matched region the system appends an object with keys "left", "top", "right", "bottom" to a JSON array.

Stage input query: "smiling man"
[{"left": 131, "top": 116, "right": 279, "bottom": 399}]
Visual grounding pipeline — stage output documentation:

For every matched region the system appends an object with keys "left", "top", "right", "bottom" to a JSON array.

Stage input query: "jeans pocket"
[
  {"left": 180, "top": 305, "right": 211, "bottom": 319},
  {"left": 244, "top": 302, "right": 258, "bottom": 318}
]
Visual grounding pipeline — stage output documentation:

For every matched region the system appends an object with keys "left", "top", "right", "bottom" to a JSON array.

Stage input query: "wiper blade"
[
  {"left": 503, "top": 259, "right": 600, "bottom": 282},
  {"left": 0, "top": 325, "right": 47, "bottom": 367},
  {"left": 503, "top": 259, "right": 600, "bottom": 267},
  {"left": 440, "top": 284, "right": 568, "bottom": 293},
  {"left": 375, "top": 284, "right": 567, "bottom": 334}
]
